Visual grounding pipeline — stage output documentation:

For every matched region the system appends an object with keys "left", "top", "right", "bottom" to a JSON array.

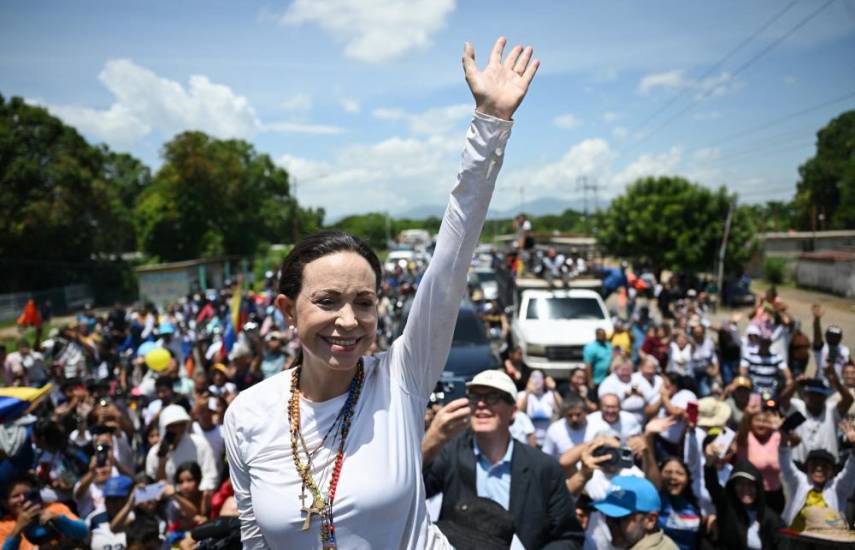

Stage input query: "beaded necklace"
[{"left": 288, "top": 360, "right": 365, "bottom": 550}]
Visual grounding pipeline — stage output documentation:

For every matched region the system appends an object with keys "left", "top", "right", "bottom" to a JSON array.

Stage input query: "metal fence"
[{"left": 0, "top": 284, "right": 94, "bottom": 324}]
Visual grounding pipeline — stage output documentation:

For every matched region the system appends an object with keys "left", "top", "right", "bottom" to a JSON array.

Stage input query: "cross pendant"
[{"left": 301, "top": 505, "right": 318, "bottom": 530}]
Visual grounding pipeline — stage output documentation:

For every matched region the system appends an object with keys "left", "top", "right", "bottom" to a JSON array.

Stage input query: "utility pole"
[
  {"left": 717, "top": 197, "right": 735, "bottom": 298},
  {"left": 576, "top": 176, "right": 601, "bottom": 233}
]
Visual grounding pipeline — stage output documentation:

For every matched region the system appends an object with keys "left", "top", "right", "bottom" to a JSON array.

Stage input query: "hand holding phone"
[
  {"left": 780, "top": 411, "right": 807, "bottom": 433},
  {"left": 134, "top": 481, "right": 167, "bottom": 504}
]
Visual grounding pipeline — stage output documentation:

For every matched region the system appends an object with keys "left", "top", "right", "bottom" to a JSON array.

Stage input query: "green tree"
[
  {"left": 332, "top": 212, "right": 391, "bottom": 250},
  {"left": 134, "top": 131, "right": 296, "bottom": 261},
  {"left": 0, "top": 94, "right": 139, "bottom": 293},
  {"left": 598, "top": 176, "right": 756, "bottom": 275},
  {"left": 793, "top": 110, "right": 855, "bottom": 230},
  {"left": 746, "top": 200, "right": 797, "bottom": 233}
]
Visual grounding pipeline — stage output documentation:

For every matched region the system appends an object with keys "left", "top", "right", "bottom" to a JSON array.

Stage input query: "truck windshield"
[{"left": 525, "top": 297, "right": 605, "bottom": 320}]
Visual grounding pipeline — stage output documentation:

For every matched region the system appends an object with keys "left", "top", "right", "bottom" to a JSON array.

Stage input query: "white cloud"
[
  {"left": 638, "top": 70, "right": 689, "bottom": 94},
  {"left": 340, "top": 98, "right": 361, "bottom": 113},
  {"left": 638, "top": 69, "right": 739, "bottom": 99},
  {"left": 612, "top": 126, "right": 629, "bottom": 141},
  {"left": 39, "top": 59, "right": 344, "bottom": 148},
  {"left": 372, "top": 103, "right": 471, "bottom": 135},
  {"left": 603, "top": 111, "right": 620, "bottom": 123},
  {"left": 614, "top": 146, "right": 682, "bottom": 187},
  {"left": 553, "top": 113, "right": 583, "bottom": 130},
  {"left": 280, "top": 0, "right": 456, "bottom": 63},
  {"left": 280, "top": 94, "right": 313, "bottom": 112},
  {"left": 262, "top": 121, "right": 345, "bottom": 134},
  {"left": 692, "top": 147, "right": 720, "bottom": 162},
  {"left": 276, "top": 133, "right": 461, "bottom": 219}
]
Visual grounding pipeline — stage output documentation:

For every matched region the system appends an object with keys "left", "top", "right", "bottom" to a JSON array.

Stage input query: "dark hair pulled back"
[{"left": 277, "top": 231, "right": 382, "bottom": 366}]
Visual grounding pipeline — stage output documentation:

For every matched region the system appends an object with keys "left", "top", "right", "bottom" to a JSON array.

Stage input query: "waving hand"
[{"left": 463, "top": 37, "right": 540, "bottom": 121}]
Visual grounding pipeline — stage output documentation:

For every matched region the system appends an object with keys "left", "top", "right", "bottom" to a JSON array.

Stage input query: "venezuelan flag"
[{"left": 0, "top": 384, "right": 52, "bottom": 423}]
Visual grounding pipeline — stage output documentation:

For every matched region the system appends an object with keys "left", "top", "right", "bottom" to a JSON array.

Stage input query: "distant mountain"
[{"left": 346, "top": 196, "right": 611, "bottom": 223}]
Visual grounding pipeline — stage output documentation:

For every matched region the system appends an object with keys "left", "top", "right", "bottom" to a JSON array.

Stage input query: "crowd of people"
[
  {"left": 2, "top": 262, "right": 855, "bottom": 549},
  {"left": 423, "top": 278, "right": 855, "bottom": 548}
]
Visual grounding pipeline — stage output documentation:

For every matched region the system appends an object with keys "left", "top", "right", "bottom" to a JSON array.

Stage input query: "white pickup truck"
[{"left": 511, "top": 283, "right": 613, "bottom": 378}]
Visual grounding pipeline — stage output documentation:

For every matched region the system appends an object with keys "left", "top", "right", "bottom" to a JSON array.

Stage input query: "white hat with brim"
[
  {"left": 159, "top": 404, "right": 191, "bottom": 433},
  {"left": 466, "top": 370, "right": 517, "bottom": 404}
]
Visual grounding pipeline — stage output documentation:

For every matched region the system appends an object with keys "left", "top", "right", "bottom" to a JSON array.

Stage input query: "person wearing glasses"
[{"left": 422, "top": 370, "right": 581, "bottom": 549}]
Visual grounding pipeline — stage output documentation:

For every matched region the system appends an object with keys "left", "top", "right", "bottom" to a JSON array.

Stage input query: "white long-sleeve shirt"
[
  {"left": 779, "top": 444, "right": 855, "bottom": 526},
  {"left": 223, "top": 112, "right": 512, "bottom": 550}
]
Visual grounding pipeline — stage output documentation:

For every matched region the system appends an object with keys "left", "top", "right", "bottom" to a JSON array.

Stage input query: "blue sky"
[{"left": 2, "top": 0, "right": 854, "bottom": 220}]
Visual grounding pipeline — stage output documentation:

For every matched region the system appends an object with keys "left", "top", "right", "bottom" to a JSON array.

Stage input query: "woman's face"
[
  {"left": 751, "top": 412, "right": 773, "bottom": 440},
  {"left": 177, "top": 471, "right": 198, "bottom": 497},
  {"left": 661, "top": 460, "right": 688, "bottom": 496},
  {"left": 571, "top": 369, "right": 586, "bottom": 387},
  {"left": 147, "top": 427, "right": 160, "bottom": 448},
  {"left": 279, "top": 252, "right": 378, "bottom": 371},
  {"left": 734, "top": 478, "right": 756, "bottom": 506},
  {"left": 6, "top": 482, "right": 31, "bottom": 516}
]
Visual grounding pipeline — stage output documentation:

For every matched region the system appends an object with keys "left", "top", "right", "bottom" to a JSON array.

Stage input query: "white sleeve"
[
  {"left": 223, "top": 406, "right": 269, "bottom": 550},
  {"left": 194, "top": 436, "right": 220, "bottom": 492},
  {"left": 389, "top": 112, "right": 513, "bottom": 396},
  {"left": 145, "top": 446, "right": 158, "bottom": 480}
]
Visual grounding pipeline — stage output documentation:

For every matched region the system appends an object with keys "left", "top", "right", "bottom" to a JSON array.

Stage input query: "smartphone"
[
  {"left": 134, "top": 481, "right": 166, "bottom": 504},
  {"left": 95, "top": 443, "right": 110, "bottom": 467},
  {"left": 25, "top": 488, "right": 42, "bottom": 505},
  {"left": 748, "top": 393, "right": 761, "bottom": 409},
  {"left": 712, "top": 427, "right": 736, "bottom": 458},
  {"left": 686, "top": 401, "right": 699, "bottom": 425},
  {"left": 780, "top": 411, "right": 807, "bottom": 433},
  {"left": 440, "top": 378, "right": 467, "bottom": 405}
]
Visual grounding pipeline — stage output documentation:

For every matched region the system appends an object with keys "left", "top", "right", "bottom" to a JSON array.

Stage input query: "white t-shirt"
[
  {"left": 145, "top": 432, "right": 219, "bottom": 491},
  {"left": 586, "top": 410, "right": 641, "bottom": 442},
  {"left": 669, "top": 342, "right": 692, "bottom": 376},
  {"left": 785, "top": 398, "right": 841, "bottom": 463},
  {"left": 518, "top": 390, "right": 559, "bottom": 446},
  {"left": 583, "top": 466, "right": 644, "bottom": 550},
  {"left": 598, "top": 374, "right": 647, "bottom": 423},
  {"left": 541, "top": 419, "right": 590, "bottom": 459},
  {"left": 193, "top": 422, "right": 225, "bottom": 476},
  {"left": 509, "top": 411, "right": 535, "bottom": 444},
  {"left": 815, "top": 344, "right": 851, "bottom": 382},
  {"left": 87, "top": 509, "right": 128, "bottom": 550},
  {"left": 223, "top": 112, "right": 512, "bottom": 550}
]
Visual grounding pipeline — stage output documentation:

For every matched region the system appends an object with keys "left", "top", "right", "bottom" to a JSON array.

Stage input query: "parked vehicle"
[{"left": 511, "top": 286, "right": 613, "bottom": 378}]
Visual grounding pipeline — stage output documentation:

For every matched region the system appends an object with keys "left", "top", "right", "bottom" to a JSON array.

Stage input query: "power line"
[
  {"left": 623, "top": 0, "right": 836, "bottom": 156},
  {"left": 628, "top": 0, "right": 800, "bottom": 137},
  {"left": 703, "top": 89, "right": 855, "bottom": 148}
]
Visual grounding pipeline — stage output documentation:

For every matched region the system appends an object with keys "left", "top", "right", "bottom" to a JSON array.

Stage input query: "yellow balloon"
[{"left": 145, "top": 348, "right": 171, "bottom": 372}]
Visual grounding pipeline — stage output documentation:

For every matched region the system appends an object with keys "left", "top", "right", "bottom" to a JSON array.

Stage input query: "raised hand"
[
  {"left": 462, "top": 37, "right": 540, "bottom": 121},
  {"left": 840, "top": 419, "right": 855, "bottom": 445},
  {"left": 812, "top": 304, "right": 824, "bottom": 318},
  {"left": 645, "top": 415, "right": 676, "bottom": 436}
]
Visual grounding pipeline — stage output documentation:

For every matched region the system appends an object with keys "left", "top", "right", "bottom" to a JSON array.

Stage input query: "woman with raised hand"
[{"left": 223, "top": 37, "right": 539, "bottom": 549}]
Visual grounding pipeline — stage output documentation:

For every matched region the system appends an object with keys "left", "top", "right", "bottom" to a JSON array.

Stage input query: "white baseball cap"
[{"left": 466, "top": 370, "right": 517, "bottom": 403}]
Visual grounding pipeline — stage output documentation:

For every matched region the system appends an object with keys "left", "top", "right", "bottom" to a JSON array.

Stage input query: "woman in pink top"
[{"left": 736, "top": 400, "right": 784, "bottom": 514}]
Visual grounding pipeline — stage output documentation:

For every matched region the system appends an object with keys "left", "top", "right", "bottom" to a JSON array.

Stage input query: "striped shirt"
[{"left": 741, "top": 351, "right": 785, "bottom": 396}]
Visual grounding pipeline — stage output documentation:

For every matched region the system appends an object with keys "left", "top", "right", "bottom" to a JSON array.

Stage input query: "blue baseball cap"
[
  {"left": 158, "top": 322, "right": 175, "bottom": 335},
  {"left": 103, "top": 475, "right": 134, "bottom": 498},
  {"left": 593, "top": 476, "right": 660, "bottom": 518}
]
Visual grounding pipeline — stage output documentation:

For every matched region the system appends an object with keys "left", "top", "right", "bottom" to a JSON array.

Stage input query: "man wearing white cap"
[
  {"left": 423, "top": 369, "right": 581, "bottom": 549},
  {"left": 145, "top": 404, "right": 219, "bottom": 495}
]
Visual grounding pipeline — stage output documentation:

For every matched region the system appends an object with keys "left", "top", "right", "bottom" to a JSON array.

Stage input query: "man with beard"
[{"left": 592, "top": 476, "right": 678, "bottom": 549}]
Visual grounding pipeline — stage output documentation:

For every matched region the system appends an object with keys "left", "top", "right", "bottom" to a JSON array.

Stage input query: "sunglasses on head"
[{"left": 466, "top": 391, "right": 511, "bottom": 406}]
